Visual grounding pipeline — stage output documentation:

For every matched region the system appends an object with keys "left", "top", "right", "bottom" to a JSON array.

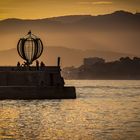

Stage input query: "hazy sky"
[{"left": 0, "top": 0, "right": 140, "bottom": 19}]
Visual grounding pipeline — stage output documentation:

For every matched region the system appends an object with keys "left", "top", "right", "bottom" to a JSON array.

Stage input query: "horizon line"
[{"left": 0, "top": 10, "right": 138, "bottom": 21}]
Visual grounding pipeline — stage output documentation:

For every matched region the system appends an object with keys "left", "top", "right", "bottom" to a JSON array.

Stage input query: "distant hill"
[
  {"left": 0, "top": 10, "right": 139, "bottom": 66},
  {"left": 0, "top": 46, "right": 134, "bottom": 67},
  {"left": 1, "top": 11, "right": 139, "bottom": 31}
]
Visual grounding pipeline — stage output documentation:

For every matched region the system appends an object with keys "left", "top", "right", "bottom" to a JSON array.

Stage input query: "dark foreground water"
[{"left": 0, "top": 80, "right": 140, "bottom": 140}]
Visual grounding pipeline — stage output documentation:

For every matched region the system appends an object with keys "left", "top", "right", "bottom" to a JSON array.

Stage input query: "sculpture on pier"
[{"left": 17, "top": 31, "right": 43, "bottom": 66}]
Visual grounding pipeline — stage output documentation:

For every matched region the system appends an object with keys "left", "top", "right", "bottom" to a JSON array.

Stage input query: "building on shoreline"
[{"left": 62, "top": 57, "right": 140, "bottom": 80}]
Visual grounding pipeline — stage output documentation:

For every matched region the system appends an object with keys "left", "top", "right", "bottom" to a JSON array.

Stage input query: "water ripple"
[{"left": 0, "top": 80, "right": 140, "bottom": 140}]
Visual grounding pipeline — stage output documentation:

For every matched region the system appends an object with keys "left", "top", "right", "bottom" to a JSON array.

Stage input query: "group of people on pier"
[{"left": 17, "top": 60, "right": 45, "bottom": 70}]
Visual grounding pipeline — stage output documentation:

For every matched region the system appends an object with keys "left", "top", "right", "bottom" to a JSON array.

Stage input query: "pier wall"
[
  {"left": 0, "top": 86, "right": 76, "bottom": 99},
  {"left": 0, "top": 66, "right": 64, "bottom": 87}
]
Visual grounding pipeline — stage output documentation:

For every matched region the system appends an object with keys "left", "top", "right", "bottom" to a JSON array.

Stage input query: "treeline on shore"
[{"left": 62, "top": 57, "right": 140, "bottom": 80}]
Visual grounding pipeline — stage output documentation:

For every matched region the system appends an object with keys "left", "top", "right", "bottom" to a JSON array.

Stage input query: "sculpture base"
[{"left": 0, "top": 86, "right": 76, "bottom": 100}]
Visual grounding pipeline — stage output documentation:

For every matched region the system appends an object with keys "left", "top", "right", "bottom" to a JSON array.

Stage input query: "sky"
[{"left": 0, "top": 0, "right": 140, "bottom": 19}]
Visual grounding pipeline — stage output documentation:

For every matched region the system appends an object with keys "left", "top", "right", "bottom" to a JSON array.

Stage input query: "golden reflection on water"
[
  {"left": 0, "top": 80, "right": 140, "bottom": 140},
  {"left": 0, "top": 108, "right": 19, "bottom": 139}
]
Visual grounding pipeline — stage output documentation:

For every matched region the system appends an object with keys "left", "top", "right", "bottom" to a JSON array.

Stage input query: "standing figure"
[{"left": 36, "top": 60, "right": 39, "bottom": 70}]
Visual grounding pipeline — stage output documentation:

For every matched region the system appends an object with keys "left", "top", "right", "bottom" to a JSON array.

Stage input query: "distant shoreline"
[{"left": 63, "top": 57, "right": 140, "bottom": 80}]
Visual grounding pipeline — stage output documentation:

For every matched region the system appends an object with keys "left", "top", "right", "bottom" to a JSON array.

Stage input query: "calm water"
[{"left": 0, "top": 80, "right": 140, "bottom": 140}]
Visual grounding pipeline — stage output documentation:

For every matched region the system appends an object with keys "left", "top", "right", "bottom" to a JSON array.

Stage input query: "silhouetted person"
[
  {"left": 17, "top": 62, "right": 20, "bottom": 67},
  {"left": 36, "top": 60, "right": 39, "bottom": 70},
  {"left": 40, "top": 61, "right": 45, "bottom": 67},
  {"left": 17, "top": 62, "right": 21, "bottom": 70}
]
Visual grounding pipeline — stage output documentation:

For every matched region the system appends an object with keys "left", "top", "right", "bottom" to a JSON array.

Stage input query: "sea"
[{"left": 0, "top": 80, "right": 140, "bottom": 140}]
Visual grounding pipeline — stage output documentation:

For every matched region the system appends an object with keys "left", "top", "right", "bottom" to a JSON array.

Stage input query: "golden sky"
[{"left": 0, "top": 0, "right": 140, "bottom": 19}]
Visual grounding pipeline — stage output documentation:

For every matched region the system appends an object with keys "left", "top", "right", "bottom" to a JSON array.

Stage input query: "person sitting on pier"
[
  {"left": 17, "top": 62, "right": 20, "bottom": 67},
  {"left": 40, "top": 61, "right": 45, "bottom": 67},
  {"left": 17, "top": 62, "right": 21, "bottom": 70}
]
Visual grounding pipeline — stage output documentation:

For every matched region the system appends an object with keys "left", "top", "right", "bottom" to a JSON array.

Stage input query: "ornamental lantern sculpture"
[{"left": 17, "top": 31, "right": 43, "bottom": 66}]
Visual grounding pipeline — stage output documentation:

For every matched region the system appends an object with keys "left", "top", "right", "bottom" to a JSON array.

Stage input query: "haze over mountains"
[
  {"left": 0, "top": 11, "right": 139, "bottom": 67},
  {"left": 0, "top": 46, "right": 134, "bottom": 67}
]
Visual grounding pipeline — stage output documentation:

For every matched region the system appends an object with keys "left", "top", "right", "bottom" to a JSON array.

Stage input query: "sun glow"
[{"left": 0, "top": 0, "right": 139, "bottom": 19}]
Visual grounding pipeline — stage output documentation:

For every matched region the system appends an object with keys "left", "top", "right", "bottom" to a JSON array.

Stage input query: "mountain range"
[{"left": 0, "top": 10, "right": 139, "bottom": 67}]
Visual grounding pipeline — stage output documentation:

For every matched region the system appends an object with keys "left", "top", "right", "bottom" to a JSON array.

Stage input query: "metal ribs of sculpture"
[{"left": 17, "top": 31, "right": 43, "bottom": 66}]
